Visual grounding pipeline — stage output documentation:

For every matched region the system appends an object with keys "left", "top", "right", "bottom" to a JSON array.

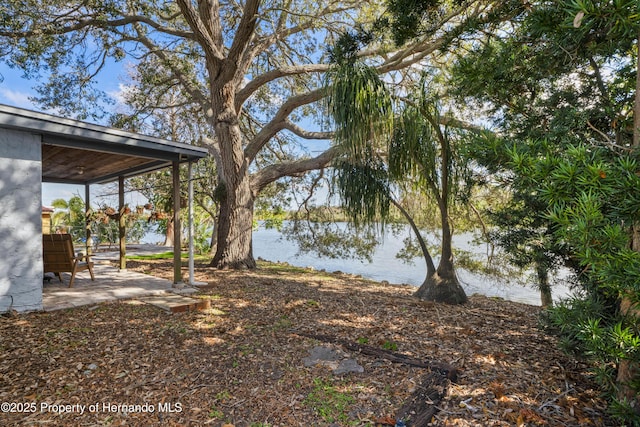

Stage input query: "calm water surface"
[
  {"left": 251, "top": 225, "right": 573, "bottom": 306},
  {"left": 143, "top": 223, "right": 572, "bottom": 306}
]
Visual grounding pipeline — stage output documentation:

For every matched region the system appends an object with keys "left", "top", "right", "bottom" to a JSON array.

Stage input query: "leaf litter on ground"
[{"left": 0, "top": 260, "right": 613, "bottom": 426}]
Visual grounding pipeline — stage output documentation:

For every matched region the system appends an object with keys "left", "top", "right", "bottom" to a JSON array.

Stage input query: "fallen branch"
[
  {"left": 396, "top": 372, "right": 449, "bottom": 427},
  {"left": 294, "top": 331, "right": 459, "bottom": 382},
  {"left": 538, "top": 387, "right": 575, "bottom": 411}
]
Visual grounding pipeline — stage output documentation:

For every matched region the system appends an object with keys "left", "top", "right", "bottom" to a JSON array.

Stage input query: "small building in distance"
[{"left": 42, "top": 206, "right": 54, "bottom": 235}]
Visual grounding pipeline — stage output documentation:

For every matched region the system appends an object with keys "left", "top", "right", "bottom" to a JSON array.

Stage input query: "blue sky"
[
  {"left": 0, "top": 60, "right": 331, "bottom": 210},
  {"left": 0, "top": 66, "right": 37, "bottom": 109},
  {"left": 0, "top": 63, "right": 148, "bottom": 208},
  {"left": 0, "top": 65, "right": 81, "bottom": 206}
]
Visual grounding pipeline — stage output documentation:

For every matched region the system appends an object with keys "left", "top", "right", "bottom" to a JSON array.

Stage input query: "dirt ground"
[{"left": 0, "top": 260, "right": 614, "bottom": 426}]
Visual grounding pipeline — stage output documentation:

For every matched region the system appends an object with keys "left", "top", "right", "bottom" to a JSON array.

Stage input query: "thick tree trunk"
[
  {"left": 163, "top": 218, "right": 175, "bottom": 247},
  {"left": 414, "top": 268, "right": 467, "bottom": 305},
  {"left": 209, "top": 220, "right": 218, "bottom": 255},
  {"left": 536, "top": 263, "right": 553, "bottom": 308},
  {"left": 540, "top": 284, "right": 553, "bottom": 308},
  {"left": 414, "top": 202, "right": 467, "bottom": 304},
  {"left": 414, "top": 225, "right": 467, "bottom": 304},
  {"left": 209, "top": 80, "right": 257, "bottom": 269},
  {"left": 210, "top": 183, "right": 256, "bottom": 269}
]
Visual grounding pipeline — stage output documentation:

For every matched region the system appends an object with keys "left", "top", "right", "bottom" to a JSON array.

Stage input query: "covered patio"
[
  {"left": 0, "top": 104, "right": 209, "bottom": 312},
  {"left": 42, "top": 245, "right": 199, "bottom": 311}
]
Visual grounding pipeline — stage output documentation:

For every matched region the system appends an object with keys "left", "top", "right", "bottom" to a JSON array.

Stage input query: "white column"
[{"left": 188, "top": 161, "right": 195, "bottom": 285}]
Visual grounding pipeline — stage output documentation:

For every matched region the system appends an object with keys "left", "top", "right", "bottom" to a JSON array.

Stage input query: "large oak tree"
[{"left": 1, "top": 0, "right": 497, "bottom": 269}]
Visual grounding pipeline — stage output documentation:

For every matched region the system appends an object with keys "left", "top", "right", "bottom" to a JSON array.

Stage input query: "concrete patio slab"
[
  {"left": 137, "top": 294, "right": 211, "bottom": 313},
  {"left": 42, "top": 261, "right": 199, "bottom": 312}
]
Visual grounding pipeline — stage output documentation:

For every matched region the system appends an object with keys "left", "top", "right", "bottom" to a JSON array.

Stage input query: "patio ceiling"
[{"left": 0, "top": 104, "right": 208, "bottom": 185}]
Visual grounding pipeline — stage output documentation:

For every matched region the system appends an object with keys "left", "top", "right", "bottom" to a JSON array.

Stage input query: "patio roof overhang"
[
  {"left": 0, "top": 104, "right": 209, "bottom": 184},
  {"left": 1, "top": 103, "right": 209, "bottom": 287}
]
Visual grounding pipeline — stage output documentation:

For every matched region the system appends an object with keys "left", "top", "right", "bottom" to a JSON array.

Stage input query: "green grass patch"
[
  {"left": 304, "top": 378, "right": 355, "bottom": 424},
  {"left": 258, "top": 261, "right": 310, "bottom": 274},
  {"left": 208, "top": 390, "right": 231, "bottom": 419},
  {"left": 381, "top": 340, "right": 398, "bottom": 351},
  {"left": 208, "top": 406, "right": 224, "bottom": 419},
  {"left": 272, "top": 315, "right": 292, "bottom": 331},
  {"left": 127, "top": 251, "right": 188, "bottom": 260},
  {"left": 258, "top": 260, "right": 334, "bottom": 278},
  {"left": 215, "top": 391, "right": 230, "bottom": 401}
]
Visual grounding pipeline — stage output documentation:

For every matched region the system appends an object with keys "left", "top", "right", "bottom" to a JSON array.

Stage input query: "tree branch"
[
  {"left": 0, "top": 14, "right": 194, "bottom": 40},
  {"left": 236, "top": 64, "right": 330, "bottom": 109},
  {"left": 244, "top": 88, "right": 324, "bottom": 162},
  {"left": 175, "top": 0, "right": 224, "bottom": 61},
  {"left": 378, "top": 0, "right": 498, "bottom": 73},
  {"left": 227, "top": 0, "right": 260, "bottom": 67},
  {"left": 586, "top": 120, "right": 632, "bottom": 152},
  {"left": 283, "top": 120, "right": 334, "bottom": 140},
  {"left": 390, "top": 197, "right": 437, "bottom": 275},
  {"left": 251, "top": 146, "right": 339, "bottom": 193},
  {"left": 132, "top": 25, "right": 212, "bottom": 116}
]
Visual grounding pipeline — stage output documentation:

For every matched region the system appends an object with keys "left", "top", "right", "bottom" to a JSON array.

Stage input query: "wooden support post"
[
  {"left": 118, "top": 176, "right": 126, "bottom": 270},
  {"left": 172, "top": 161, "right": 182, "bottom": 285},
  {"left": 188, "top": 161, "right": 195, "bottom": 285}
]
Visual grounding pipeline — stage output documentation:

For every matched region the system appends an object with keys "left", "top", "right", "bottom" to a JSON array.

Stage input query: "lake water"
[
  {"left": 143, "top": 223, "right": 573, "bottom": 306},
  {"left": 250, "top": 225, "right": 573, "bottom": 306}
]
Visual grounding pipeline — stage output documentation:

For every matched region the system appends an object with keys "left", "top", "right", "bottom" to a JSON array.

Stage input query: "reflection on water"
[
  {"left": 251, "top": 224, "right": 572, "bottom": 306},
  {"left": 143, "top": 223, "right": 573, "bottom": 306}
]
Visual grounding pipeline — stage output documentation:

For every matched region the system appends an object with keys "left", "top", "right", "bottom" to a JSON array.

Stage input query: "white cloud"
[
  {"left": 106, "top": 82, "right": 134, "bottom": 106},
  {"left": 0, "top": 87, "right": 36, "bottom": 109}
]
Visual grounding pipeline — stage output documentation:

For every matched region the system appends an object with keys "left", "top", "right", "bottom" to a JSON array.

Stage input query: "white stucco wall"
[{"left": 0, "top": 128, "right": 43, "bottom": 312}]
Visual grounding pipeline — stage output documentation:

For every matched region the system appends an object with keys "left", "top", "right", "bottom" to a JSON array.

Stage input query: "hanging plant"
[{"left": 148, "top": 211, "right": 168, "bottom": 222}]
